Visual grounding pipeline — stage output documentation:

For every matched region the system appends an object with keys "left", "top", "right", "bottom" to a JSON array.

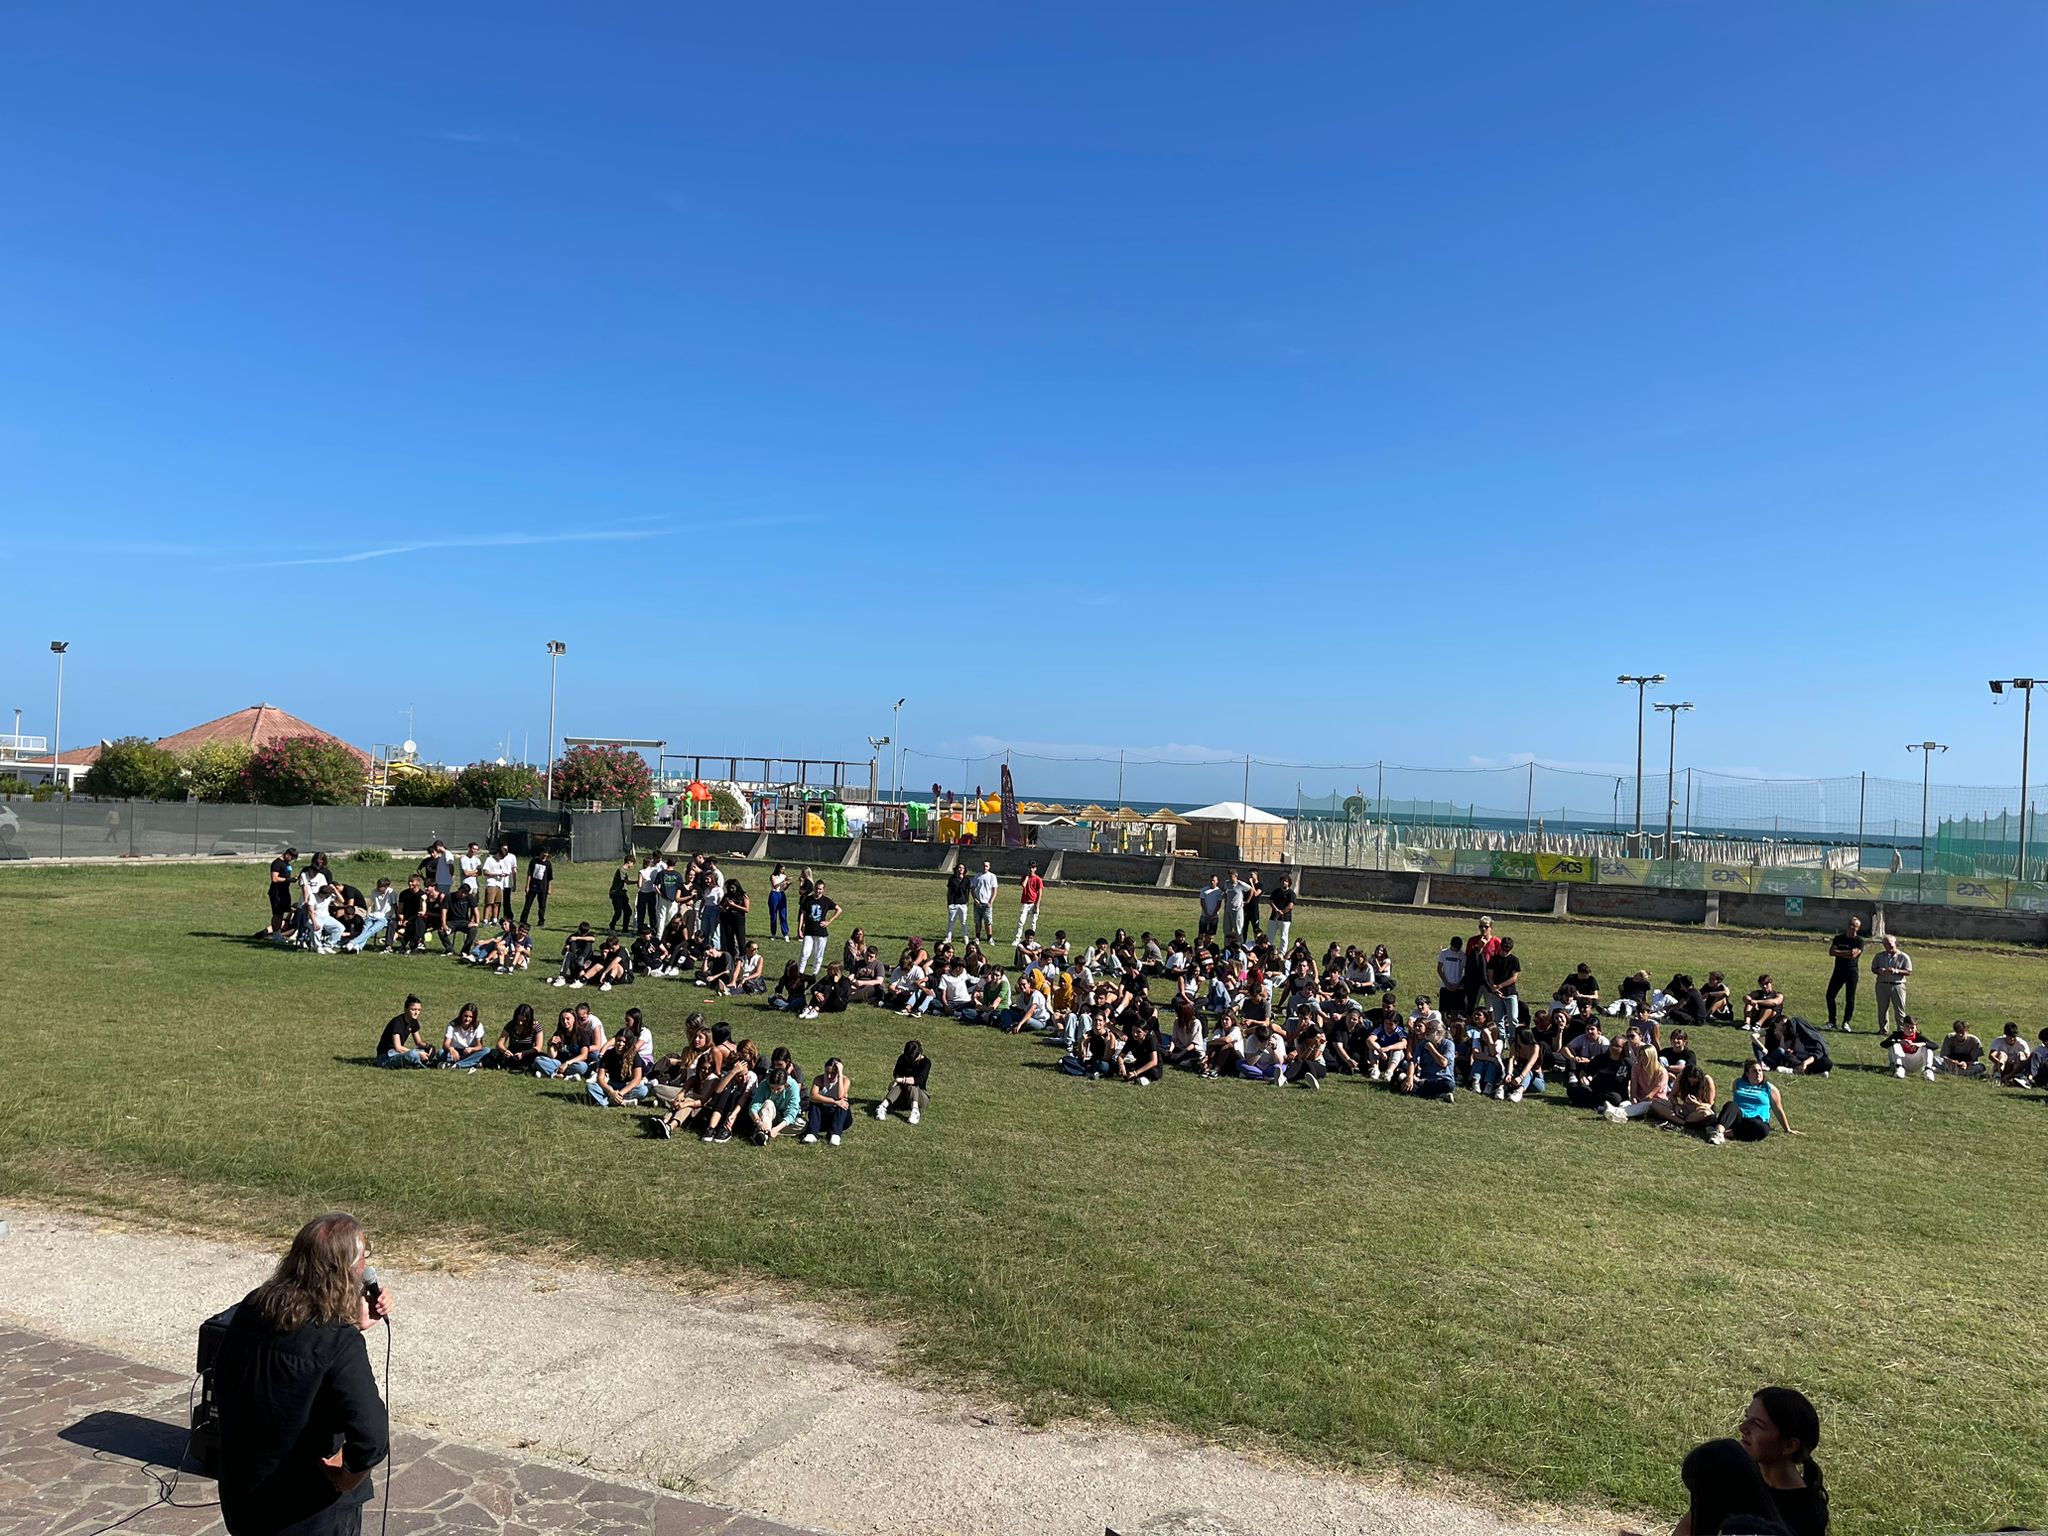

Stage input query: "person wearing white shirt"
[
  {"left": 481, "top": 844, "right": 517, "bottom": 924},
  {"left": 936, "top": 962, "right": 976, "bottom": 1017},
  {"left": 459, "top": 843, "right": 484, "bottom": 896},
  {"left": 969, "top": 862, "right": 998, "bottom": 942},
  {"left": 345, "top": 878, "right": 398, "bottom": 953},
  {"left": 305, "top": 888, "right": 343, "bottom": 954}
]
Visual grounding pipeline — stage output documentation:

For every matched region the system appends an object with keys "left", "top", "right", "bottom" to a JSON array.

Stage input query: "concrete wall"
[
  {"left": 765, "top": 834, "right": 855, "bottom": 865},
  {"left": 1060, "top": 852, "right": 1168, "bottom": 887},
  {"left": 1304, "top": 868, "right": 1419, "bottom": 905},
  {"left": 1720, "top": 893, "right": 1877, "bottom": 935},
  {"left": 1429, "top": 876, "right": 1555, "bottom": 914},
  {"left": 858, "top": 840, "right": 953, "bottom": 873},
  {"left": 1570, "top": 886, "right": 1709, "bottom": 924},
  {"left": 1883, "top": 903, "right": 2048, "bottom": 945},
  {"left": 601, "top": 831, "right": 2048, "bottom": 945}
]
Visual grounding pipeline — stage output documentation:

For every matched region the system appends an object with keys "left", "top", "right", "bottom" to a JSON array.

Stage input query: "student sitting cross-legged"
[
  {"left": 486, "top": 1003, "right": 544, "bottom": 1073},
  {"left": 802, "top": 1057, "right": 854, "bottom": 1144},
  {"left": 376, "top": 996, "right": 430, "bottom": 1068},
  {"left": 587, "top": 1017, "right": 650, "bottom": 1107}
]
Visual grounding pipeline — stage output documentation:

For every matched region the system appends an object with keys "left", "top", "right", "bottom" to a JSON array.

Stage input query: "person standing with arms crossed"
[
  {"left": 1014, "top": 862, "right": 1044, "bottom": 949},
  {"left": 944, "top": 860, "right": 973, "bottom": 944},
  {"left": 521, "top": 845, "right": 555, "bottom": 929},
  {"left": 1870, "top": 933, "right": 1912, "bottom": 1033},
  {"left": 1824, "top": 916, "right": 1864, "bottom": 1031},
  {"left": 212, "top": 1213, "right": 392, "bottom": 1536},
  {"left": 1268, "top": 874, "right": 1296, "bottom": 954}
]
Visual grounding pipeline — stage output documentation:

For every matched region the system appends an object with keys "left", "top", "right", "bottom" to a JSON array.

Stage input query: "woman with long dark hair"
[
  {"left": 1674, "top": 1437, "right": 1784, "bottom": 1535},
  {"left": 767, "top": 862, "right": 790, "bottom": 940},
  {"left": 212, "top": 1213, "right": 392, "bottom": 1536},
  {"left": 488, "top": 1003, "right": 543, "bottom": 1073},
  {"left": 1740, "top": 1388, "right": 1829, "bottom": 1536}
]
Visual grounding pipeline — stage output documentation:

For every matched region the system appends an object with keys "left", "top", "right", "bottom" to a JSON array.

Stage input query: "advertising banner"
[
  {"left": 1755, "top": 867, "right": 1824, "bottom": 898},
  {"left": 1703, "top": 863, "right": 1757, "bottom": 894},
  {"left": 1534, "top": 852, "right": 1594, "bottom": 883},
  {"left": 2005, "top": 881, "right": 2048, "bottom": 913},
  {"left": 1596, "top": 858, "right": 1655, "bottom": 886},
  {"left": 1944, "top": 876, "right": 2008, "bottom": 909},
  {"left": 1825, "top": 868, "right": 1889, "bottom": 901}
]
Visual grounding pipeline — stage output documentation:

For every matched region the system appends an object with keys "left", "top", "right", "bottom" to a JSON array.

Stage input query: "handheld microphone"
[{"left": 362, "top": 1265, "right": 383, "bottom": 1306}]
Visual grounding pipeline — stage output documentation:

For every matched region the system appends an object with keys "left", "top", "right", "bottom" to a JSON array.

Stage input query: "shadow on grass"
[{"left": 190, "top": 930, "right": 273, "bottom": 944}]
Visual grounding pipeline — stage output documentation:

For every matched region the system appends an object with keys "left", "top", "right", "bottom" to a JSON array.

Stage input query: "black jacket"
[{"left": 214, "top": 1300, "right": 389, "bottom": 1536}]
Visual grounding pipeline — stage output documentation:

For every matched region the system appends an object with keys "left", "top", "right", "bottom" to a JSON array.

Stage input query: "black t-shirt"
[
  {"left": 1620, "top": 974, "right": 1650, "bottom": 1003},
  {"left": 397, "top": 888, "right": 426, "bottom": 921},
  {"left": 503, "top": 1017, "right": 539, "bottom": 1053},
  {"left": 378, "top": 1015, "right": 417, "bottom": 1055},
  {"left": 1584, "top": 1052, "right": 1631, "bottom": 1098},
  {"left": 529, "top": 857, "right": 553, "bottom": 887},
  {"left": 1828, "top": 932, "right": 1861, "bottom": 974},
  {"left": 1268, "top": 887, "right": 1294, "bottom": 919},
  {"left": 1488, "top": 952, "right": 1521, "bottom": 992},
  {"left": 1943, "top": 1034, "right": 1982, "bottom": 1063},
  {"left": 801, "top": 896, "right": 839, "bottom": 937},
  {"left": 723, "top": 881, "right": 747, "bottom": 915},
  {"left": 1771, "top": 1482, "right": 1827, "bottom": 1536},
  {"left": 268, "top": 858, "right": 292, "bottom": 892},
  {"left": 445, "top": 891, "right": 475, "bottom": 928},
  {"left": 946, "top": 869, "right": 971, "bottom": 904}
]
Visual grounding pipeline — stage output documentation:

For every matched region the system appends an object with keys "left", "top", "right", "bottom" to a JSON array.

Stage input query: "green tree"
[
  {"left": 242, "top": 736, "right": 368, "bottom": 806},
  {"left": 453, "top": 760, "right": 545, "bottom": 808},
  {"left": 179, "top": 741, "right": 255, "bottom": 802},
  {"left": 550, "top": 744, "right": 654, "bottom": 816},
  {"left": 385, "top": 767, "right": 458, "bottom": 807},
  {"left": 80, "top": 737, "right": 182, "bottom": 799}
]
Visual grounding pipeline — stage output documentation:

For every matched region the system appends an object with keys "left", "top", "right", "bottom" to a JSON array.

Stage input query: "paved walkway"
[{"left": 0, "top": 1324, "right": 805, "bottom": 1536}]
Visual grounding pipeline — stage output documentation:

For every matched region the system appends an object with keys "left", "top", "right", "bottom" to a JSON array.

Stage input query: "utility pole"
[
  {"left": 891, "top": 698, "right": 905, "bottom": 803},
  {"left": 1908, "top": 741, "right": 1947, "bottom": 898},
  {"left": 1653, "top": 701, "right": 1693, "bottom": 859},
  {"left": 1616, "top": 673, "right": 1665, "bottom": 856}
]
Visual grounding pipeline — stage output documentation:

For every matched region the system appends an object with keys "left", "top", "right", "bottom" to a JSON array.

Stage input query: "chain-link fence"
[{"left": 0, "top": 798, "right": 493, "bottom": 861}]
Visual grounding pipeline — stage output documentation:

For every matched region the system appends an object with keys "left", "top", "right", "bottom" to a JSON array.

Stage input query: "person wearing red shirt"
[
  {"left": 1013, "top": 864, "right": 1045, "bottom": 949},
  {"left": 1463, "top": 915, "right": 1500, "bottom": 1015}
]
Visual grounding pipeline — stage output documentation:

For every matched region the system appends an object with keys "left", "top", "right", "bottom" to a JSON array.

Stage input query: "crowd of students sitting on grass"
[{"left": 374, "top": 994, "right": 932, "bottom": 1148}]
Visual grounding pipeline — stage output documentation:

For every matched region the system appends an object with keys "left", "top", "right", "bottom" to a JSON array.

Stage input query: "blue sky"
[{"left": 4, "top": 4, "right": 2044, "bottom": 808}]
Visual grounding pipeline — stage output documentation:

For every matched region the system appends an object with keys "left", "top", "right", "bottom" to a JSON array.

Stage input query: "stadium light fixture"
[
  {"left": 1616, "top": 674, "right": 1665, "bottom": 854},
  {"left": 1653, "top": 701, "right": 1694, "bottom": 859},
  {"left": 1908, "top": 741, "right": 1948, "bottom": 899},
  {"left": 1987, "top": 679, "right": 2039, "bottom": 880},
  {"left": 545, "top": 641, "right": 567, "bottom": 802},
  {"left": 49, "top": 641, "right": 69, "bottom": 789}
]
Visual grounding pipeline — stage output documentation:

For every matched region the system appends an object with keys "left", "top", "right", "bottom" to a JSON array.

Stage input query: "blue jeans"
[
  {"left": 447, "top": 1049, "right": 489, "bottom": 1069},
  {"left": 535, "top": 1057, "right": 595, "bottom": 1079},
  {"left": 310, "top": 916, "right": 344, "bottom": 952},
  {"left": 1472, "top": 1059, "right": 1503, "bottom": 1092},
  {"left": 346, "top": 915, "right": 389, "bottom": 952},
  {"left": 806, "top": 1102, "right": 852, "bottom": 1136},
  {"left": 587, "top": 1079, "right": 650, "bottom": 1106},
  {"left": 377, "top": 1049, "right": 426, "bottom": 1068},
  {"left": 768, "top": 890, "right": 789, "bottom": 937}
]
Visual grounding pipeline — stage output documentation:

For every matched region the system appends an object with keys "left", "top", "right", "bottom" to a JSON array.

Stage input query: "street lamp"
[
  {"left": 891, "top": 697, "right": 905, "bottom": 804},
  {"left": 1907, "top": 741, "right": 1948, "bottom": 898},
  {"left": 1653, "top": 701, "right": 1694, "bottom": 859},
  {"left": 866, "top": 733, "right": 891, "bottom": 804},
  {"left": 1988, "top": 677, "right": 2037, "bottom": 880},
  {"left": 544, "top": 641, "right": 566, "bottom": 801},
  {"left": 49, "top": 642, "right": 69, "bottom": 790},
  {"left": 1617, "top": 673, "right": 1665, "bottom": 854}
]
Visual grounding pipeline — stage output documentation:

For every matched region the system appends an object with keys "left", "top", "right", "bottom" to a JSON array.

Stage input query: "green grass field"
[{"left": 3, "top": 856, "right": 2044, "bottom": 1534}]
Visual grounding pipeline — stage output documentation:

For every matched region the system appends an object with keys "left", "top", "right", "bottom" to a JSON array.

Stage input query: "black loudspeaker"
[{"left": 191, "top": 1305, "right": 238, "bottom": 1476}]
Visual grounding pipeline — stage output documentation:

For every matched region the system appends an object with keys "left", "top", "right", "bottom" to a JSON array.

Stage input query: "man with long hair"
[{"left": 213, "top": 1213, "right": 393, "bottom": 1536}]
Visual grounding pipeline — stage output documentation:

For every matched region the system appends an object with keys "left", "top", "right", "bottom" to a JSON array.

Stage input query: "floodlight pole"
[
  {"left": 544, "top": 641, "right": 566, "bottom": 801},
  {"left": 1617, "top": 673, "right": 1665, "bottom": 855},
  {"left": 1653, "top": 701, "right": 1693, "bottom": 860},
  {"left": 1908, "top": 741, "right": 1947, "bottom": 898},
  {"left": 892, "top": 697, "right": 905, "bottom": 804},
  {"left": 49, "top": 642, "right": 69, "bottom": 789},
  {"left": 1988, "top": 679, "right": 2037, "bottom": 882}
]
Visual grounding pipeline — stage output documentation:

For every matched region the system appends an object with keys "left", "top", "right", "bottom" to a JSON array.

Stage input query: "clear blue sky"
[{"left": 5, "top": 4, "right": 2044, "bottom": 807}]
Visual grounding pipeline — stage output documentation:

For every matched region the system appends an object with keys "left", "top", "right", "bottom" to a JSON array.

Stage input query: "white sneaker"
[
  {"left": 1601, "top": 1103, "right": 1627, "bottom": 1123},
  {"left": 1508, "top": 1089, "right": 1523, "bottom": 1103},
  {"left": 1492, "top": 1086, "right": 1505, "bottom": 1100},
  {"left": 1894, "top": 1066, "right": 1906, "bottom": 1079},
  {"left": 570, "top": 980, "right": 584, "bottom": 989},
  {"left": 599, "top": 982, "right": 612, "bottom": 992},
  {"left": 801, "top": 1133, "right": 817, "bottom": 1144},
  {"left": 1924, "top": 1067, "right": 1936, "bottom": 1082},
  {"left": 1708, "top": 1126, "right": 1726, "bottom": 1145},
  {"left": 799, "top": 1007, "right": 819, "bottom": 1020},
  {"left": 874, "top": 1105, "right": 888, "bottom": 1120},
  {"left": 907, "top": 1108, "right": 920, "bottom": 1125},
  {"left": 828, "top": 1134, "right": 841, "bottom": 1146}
]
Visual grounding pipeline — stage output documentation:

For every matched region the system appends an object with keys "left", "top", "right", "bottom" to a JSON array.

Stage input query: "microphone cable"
[{"left": 81, "top": 1372, "right": 218, "bottom": 1536}]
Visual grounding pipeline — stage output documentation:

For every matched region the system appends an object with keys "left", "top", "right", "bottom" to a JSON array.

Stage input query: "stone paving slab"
[{"left": 0, "top": 1325, "right": 815, "bottom": 1536}]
